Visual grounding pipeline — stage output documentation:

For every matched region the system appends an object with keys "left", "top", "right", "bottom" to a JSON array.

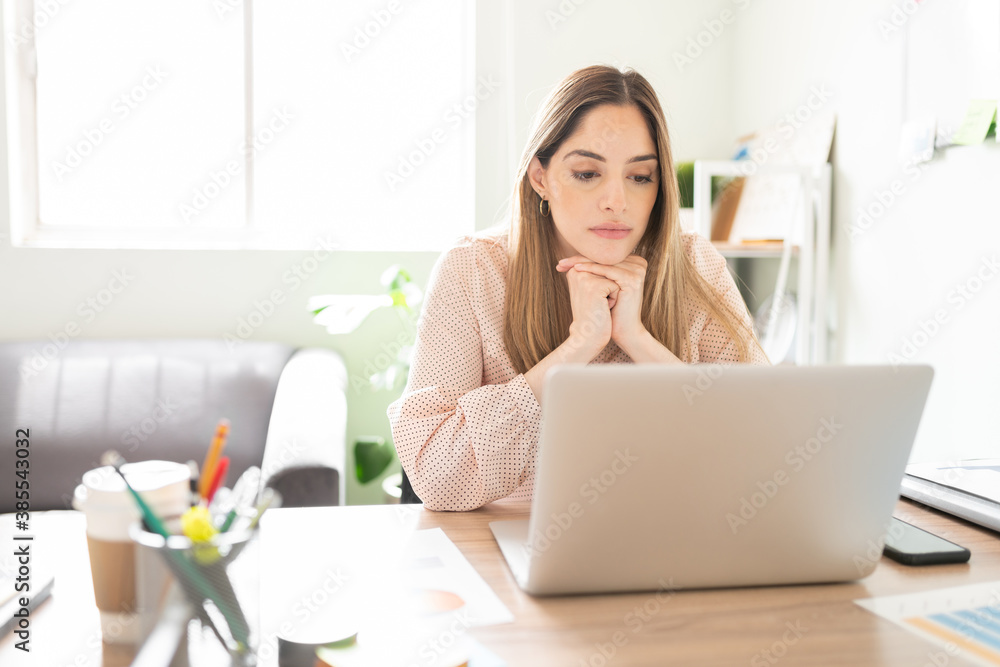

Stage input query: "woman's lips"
[{"left": 591, "top": 228, "right": 631, "bottom": 240}]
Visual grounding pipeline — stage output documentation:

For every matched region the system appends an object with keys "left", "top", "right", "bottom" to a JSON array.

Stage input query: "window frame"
[{"left": 3, "top": 0, "right": 479, "bottom": 251}]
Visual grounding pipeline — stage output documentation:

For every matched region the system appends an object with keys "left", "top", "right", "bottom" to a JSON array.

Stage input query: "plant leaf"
[
  {"left": 389, "top": 289, "right": 408, "bottom": 308},
  {"left": 354, "top": 437, "right": 394, "bottom": 484},
  {"left": 310, "top": 294, "right": 393, "bottom": 335}
]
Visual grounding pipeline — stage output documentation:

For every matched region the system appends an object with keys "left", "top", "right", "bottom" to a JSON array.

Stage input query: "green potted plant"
[{"left": 310, "top": 266, "right": 422, "bottom": 501}]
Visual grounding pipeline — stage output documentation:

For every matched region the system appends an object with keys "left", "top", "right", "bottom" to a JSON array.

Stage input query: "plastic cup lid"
[{"left": 77, "top": 461, "right": 190, "bottom": 508}]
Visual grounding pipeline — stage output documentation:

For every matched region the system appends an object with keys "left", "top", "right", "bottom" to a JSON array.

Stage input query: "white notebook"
[{"left": 902, "top": 460, "right": 1000, "bottom": 533}]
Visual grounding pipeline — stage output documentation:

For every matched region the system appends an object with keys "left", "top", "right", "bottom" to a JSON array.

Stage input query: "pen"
[
  {"left": 199, "top": 419, "right": 230, "bottom": 500},
  {"left": 218, "top": 466, "right": 261, "bottom": 532},
  {"left": 246, "top": 487, "right": 278, "bottom": 531},
  {"left": 102, "top": 451, "right": 170, "bottom": 535},
  {"left": 219, "top": 507, "right": 239, "bottom": 533},
  {"left": 185, "top": 460, "right": 199, "bottom": 506},
  {"left": 101, "top": 450, "right": 251, "bottom": 652},
  {"left": 205, "top": 456, "right": 230, "bottom": 505}
]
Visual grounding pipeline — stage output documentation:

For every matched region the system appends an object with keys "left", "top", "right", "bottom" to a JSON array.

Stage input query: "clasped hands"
[{"left": 556, "top": 254, "right": 648, "bottom": 355}]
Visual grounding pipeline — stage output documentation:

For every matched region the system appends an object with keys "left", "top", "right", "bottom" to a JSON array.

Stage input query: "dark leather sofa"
[{"left": 0, "top": 339, "right": 347, "bottom": 511}]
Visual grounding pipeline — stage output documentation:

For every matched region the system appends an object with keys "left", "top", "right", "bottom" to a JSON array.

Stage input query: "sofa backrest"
[{"left": 0, "top": 339, "right": 296, "bottom": 512}]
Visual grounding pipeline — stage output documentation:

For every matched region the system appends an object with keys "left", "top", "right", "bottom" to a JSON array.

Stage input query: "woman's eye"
[
  {"left": 632, "top": 175, "right": 654, "bottom": 184},
  {"left": 572, "top": 171, "right": 599, "bottom": 181}
]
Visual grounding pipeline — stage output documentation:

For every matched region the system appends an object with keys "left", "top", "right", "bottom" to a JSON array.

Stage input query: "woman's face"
[{"left": 529, "top": 104, "right": 660, "bottom": 265}]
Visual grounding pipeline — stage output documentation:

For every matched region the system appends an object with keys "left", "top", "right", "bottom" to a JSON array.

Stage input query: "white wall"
[
  {"left": 8, "top": 0, "right": 987, "bottom": 490},
  {"left": 504, "top": 0, "right": 737, "bottom": 163},
  {"left": 731, "top": 0, "right": 1000, "bottom": 462},
  {"left": 477, "top": 0, "right": 738, "bottom": 229},
  {"left": 0, "top": 0, "right": 738, "bottom": 503}
]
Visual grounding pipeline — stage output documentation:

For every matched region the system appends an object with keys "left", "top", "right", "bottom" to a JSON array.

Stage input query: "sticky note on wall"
[{"left": 951, "top": 99, "right": 997, "bottom": 145}]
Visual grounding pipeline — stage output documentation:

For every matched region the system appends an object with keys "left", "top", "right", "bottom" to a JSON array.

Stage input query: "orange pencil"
[{"left": 198, "top": 419, "right": 230, "bottom": 499}]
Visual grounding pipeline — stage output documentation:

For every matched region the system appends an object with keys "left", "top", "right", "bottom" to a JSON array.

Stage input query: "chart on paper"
[{"left": 857, "top": 581, "right": 1000, "bottom": 666}]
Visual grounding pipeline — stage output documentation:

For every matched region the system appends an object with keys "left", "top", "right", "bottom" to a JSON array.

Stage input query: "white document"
[{"left": 402, "top": 528, "right": 514, "bottom": 627}]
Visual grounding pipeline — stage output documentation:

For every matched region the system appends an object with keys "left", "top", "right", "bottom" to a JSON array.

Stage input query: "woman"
[{"left": 388, "top": 65, "right": 768, "bottom": 511}]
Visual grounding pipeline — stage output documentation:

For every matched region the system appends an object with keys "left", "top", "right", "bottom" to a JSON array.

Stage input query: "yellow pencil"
[{"left": 198, "top": 419, "right": 230, "bottom": 499}]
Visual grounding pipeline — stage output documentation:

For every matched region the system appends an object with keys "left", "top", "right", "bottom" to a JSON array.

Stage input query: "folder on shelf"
[{"left": 709, "top": 176, "right": 745, "bottom": 242}]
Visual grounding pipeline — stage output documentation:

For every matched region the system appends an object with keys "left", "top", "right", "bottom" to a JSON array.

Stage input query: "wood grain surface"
[{"left": 3, "top": 499, "right": 999, "bottom": 666}]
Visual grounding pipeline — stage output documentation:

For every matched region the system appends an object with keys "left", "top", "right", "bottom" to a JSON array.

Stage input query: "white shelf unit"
[{"left": 692, "top": 161, "right": 832, "bottom": 365}]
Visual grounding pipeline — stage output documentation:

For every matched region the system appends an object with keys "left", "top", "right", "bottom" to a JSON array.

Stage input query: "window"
[{"left": 5, "top": 0, "right": 475, "bottom": 250}]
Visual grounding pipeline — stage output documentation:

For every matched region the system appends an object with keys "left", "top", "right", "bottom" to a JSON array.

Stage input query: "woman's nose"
[{"left": 600, "top": 177, "right": 627, "bottom": 214}]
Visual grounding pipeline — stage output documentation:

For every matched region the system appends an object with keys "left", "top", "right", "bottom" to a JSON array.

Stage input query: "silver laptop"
[{"left": 489, "top": 364, "right": 934, "bottom": 595}]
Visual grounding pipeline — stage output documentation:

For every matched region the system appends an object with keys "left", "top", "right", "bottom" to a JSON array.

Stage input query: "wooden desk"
[{"left": 4, "top": 500, "right": 1000, "bottom": 666}]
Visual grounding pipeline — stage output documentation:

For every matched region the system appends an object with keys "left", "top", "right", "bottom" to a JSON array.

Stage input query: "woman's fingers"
[
  {"left": 561, "top": 257, "right": 634, "bottom": 322},
  {"left": 562, "top": 266, "right": 616, "bottom": 351},
  {"left": 568, "top": 266, "right": 618, "bottom": 294},
  {"left": 556, "top": 255, "right": 590, "bottom": 272},
  {"left": 566, "top": 267, "right": 619, "bottom": 307},
  {"left": 557, "top": 254, "right": 646, "bottom": 277},
  {"left": 567, "top": 262, "right": 645, "bottom": 290}
]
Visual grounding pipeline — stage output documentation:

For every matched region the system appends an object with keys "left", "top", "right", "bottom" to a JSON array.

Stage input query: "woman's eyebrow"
[{"left": 563, "top": 149, "right": 658, "bottom": 164}]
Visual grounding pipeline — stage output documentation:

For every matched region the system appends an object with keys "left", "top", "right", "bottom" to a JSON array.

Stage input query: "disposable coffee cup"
[{"left": 72, "top": 460, "right": 191, "bottom": 645}]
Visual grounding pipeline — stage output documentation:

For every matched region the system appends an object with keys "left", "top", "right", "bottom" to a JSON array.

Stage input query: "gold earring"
[{"left": 539, "top": 198, "right": 550, "bottom": 217}]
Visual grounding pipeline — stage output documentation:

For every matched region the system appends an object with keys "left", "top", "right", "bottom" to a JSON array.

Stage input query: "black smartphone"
[{"left": 883, "top": 517, "right": 971, "bottom": 566}]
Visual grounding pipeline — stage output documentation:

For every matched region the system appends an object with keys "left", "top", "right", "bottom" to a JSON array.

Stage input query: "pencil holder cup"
[{"left": 130, "top": 515, "right": 261, "bottom": 667}]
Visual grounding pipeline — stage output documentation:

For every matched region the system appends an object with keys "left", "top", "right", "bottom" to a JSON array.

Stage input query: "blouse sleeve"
[
  {"left": 386, "top": 242, "right": 542, "bottom": 511},
  {"left": 688, "top": 235, "right": 771, "bottom": 366}
]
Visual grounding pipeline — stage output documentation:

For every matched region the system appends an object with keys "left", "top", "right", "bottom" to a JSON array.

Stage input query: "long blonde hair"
[{"left": 502, "top": 65, "right": 762, "bottom": 372}]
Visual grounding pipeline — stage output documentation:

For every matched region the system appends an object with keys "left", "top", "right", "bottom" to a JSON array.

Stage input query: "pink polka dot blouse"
[{"left": 387, "top": 230, "right": 769, "bottom": 511}]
